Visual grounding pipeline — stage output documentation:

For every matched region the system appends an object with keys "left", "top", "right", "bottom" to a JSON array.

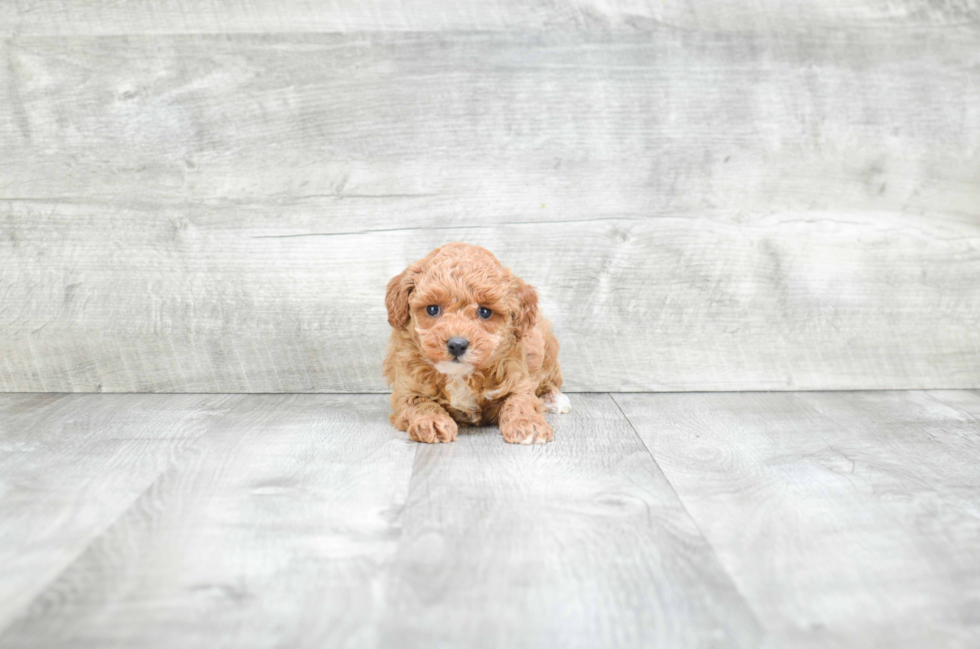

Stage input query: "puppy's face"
[
  {"left": 386, "top": 244, "right": 538, "bottom": 375},
  {"left": 410, "top": 276, "right": 508, "bottom": 374}
]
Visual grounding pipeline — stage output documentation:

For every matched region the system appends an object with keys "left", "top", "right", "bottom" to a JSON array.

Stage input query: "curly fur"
[{"left": 383, "top": 243, "right": 567, "bottom": 444}]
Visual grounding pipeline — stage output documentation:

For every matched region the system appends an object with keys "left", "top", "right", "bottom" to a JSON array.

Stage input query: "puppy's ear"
[
  {"left": 511, "top": 275, "right": 539, "bottom": 341},
  {"left": 385, "top": 267, "right": 415, "bottom": 329}
]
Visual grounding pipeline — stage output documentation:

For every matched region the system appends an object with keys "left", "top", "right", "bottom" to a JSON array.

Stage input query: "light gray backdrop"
[{"left": 1, "top": 1, "right": 979, "bottom": 393}]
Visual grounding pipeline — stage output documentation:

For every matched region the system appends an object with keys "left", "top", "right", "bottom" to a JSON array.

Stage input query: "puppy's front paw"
[
  {"left": 408, "top": 413, "right": 458, "bottom": 444},
  {"left": 500, "top": 417, "right": 554, "bottom": 445}
]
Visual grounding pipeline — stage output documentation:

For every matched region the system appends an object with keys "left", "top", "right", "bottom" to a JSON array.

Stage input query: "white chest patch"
[
  {"left": 434, "top": 361, "right": 480, "bottom": 421},
  {"left": 444, "top": 374, "right": 479, "bottom": 417}
]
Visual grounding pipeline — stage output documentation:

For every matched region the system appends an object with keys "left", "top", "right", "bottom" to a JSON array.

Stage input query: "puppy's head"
[{"left": 386, "top": 243, "right": 538, "bottom": 375}]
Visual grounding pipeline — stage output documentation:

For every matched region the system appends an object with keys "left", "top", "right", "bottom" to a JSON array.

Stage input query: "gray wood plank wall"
[
  {"left": 1, "top": 4, "right": 978, "bottom": 393},
  {"left": 3, "top": 1, "right": 979, "bottom": 34}
]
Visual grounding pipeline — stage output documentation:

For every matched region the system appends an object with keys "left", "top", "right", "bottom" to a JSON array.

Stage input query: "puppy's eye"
[
  {"left": 478, "top": 306, "right": 492, "bottom": 320},
  {"left": 426, "top": 305, "right": 440, "bottom": 316}
]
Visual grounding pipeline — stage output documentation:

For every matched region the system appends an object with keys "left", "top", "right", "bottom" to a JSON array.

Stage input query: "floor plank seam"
[
  {"left": 606, "top": 392, "right": 768, "bottom": 640},
  {"left": 5, "top": 392, "right": 979, "bottom": 645},
  {"left": 0, "top": 394, "right": 250, "bottom": 639},
  {"left": 372, "top": 438, "right": 421, "bottom": 642}
]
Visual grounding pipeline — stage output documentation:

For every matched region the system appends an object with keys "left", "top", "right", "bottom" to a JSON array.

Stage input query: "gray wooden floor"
[{"left": 1, "top": 391, "right": 978, "bottom": 648}]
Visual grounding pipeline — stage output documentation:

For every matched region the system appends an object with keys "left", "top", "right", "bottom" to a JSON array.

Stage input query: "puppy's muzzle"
[{"left": 446, "top": 337, "right": 469, "bottom": 359}]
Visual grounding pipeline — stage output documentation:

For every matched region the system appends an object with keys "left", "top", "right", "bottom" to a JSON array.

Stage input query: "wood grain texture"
[
  {"left": 3, "top": 391, "right": 980, "bottom": 646},
  {"left": 0, "top": 393, "right": 242, "bottom": 631},
  {"left": 925, "top": 389, "right": 980, "bottom": 419},
  {"left": 3, "top": 32, "right": 978, "bottom": 209},
  {"left": 381, "top": 393, "right": 762, "bottom": 648},
  {"left": 3, "top": 0, "right": 979, "bottom": 35},
  {"left": 0, "top": 394, "right": 418, "bottom": 648},
  {"left": 2, "top": 30, "right": 979, "bottom": 392},
  {"left": 614, "top": 391, "right": 980, "bottom": 648},
  {"left": 3, "top": 206, "right": 978, "bottom": 393}
]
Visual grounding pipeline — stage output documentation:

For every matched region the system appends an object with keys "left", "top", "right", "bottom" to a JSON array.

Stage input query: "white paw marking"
[{"left": 543, "top": 391, "right": 571, "bottom": 414}]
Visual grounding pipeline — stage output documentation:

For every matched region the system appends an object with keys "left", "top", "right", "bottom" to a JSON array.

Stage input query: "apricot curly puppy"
[{"left": 384, "top": 243, "right": 569, "bottom": 445}]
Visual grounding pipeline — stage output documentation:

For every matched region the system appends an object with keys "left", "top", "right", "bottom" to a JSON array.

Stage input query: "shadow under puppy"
[{"left": 384, "top": 243, "right": 570, "bottom": 444}]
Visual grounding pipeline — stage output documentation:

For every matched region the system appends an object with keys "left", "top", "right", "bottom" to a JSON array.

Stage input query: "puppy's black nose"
[{"left": 446, "top": 337, "right": 469, "bottom": 358}]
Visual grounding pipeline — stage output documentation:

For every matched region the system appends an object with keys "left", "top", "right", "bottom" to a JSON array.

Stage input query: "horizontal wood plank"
[
  {"left": 381, "top": 393, "right": 762, "bottom": 648},
  {"left": 614, "top": 391, "right": 980, "bottom": 647},
  {"left": 1, "top": 31, "right": 978, "bottom": 392},
  {"left": 2, "top": 32, "right": 977, "bottom": 211},
  {"left": 0, "top": 393, "right": 242, "bottom": 631},
  {"left": 3, "top": 1, "right": 979, "bottom": 35},
  {"left": 2, "top": 207, "right": 978, "bottom": 392},
  {"left": 0, "top": 394, "right": 418, "bottom": 648}
]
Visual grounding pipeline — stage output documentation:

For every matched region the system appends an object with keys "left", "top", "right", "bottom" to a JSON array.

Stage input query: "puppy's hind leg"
[{"left": 541, "top": 388, "right": 571, "bottom": 414}]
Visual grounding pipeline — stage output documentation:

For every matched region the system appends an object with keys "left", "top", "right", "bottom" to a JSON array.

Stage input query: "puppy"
[{"left": 384, "top": 243, "right": 570, "bottom": 444}]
